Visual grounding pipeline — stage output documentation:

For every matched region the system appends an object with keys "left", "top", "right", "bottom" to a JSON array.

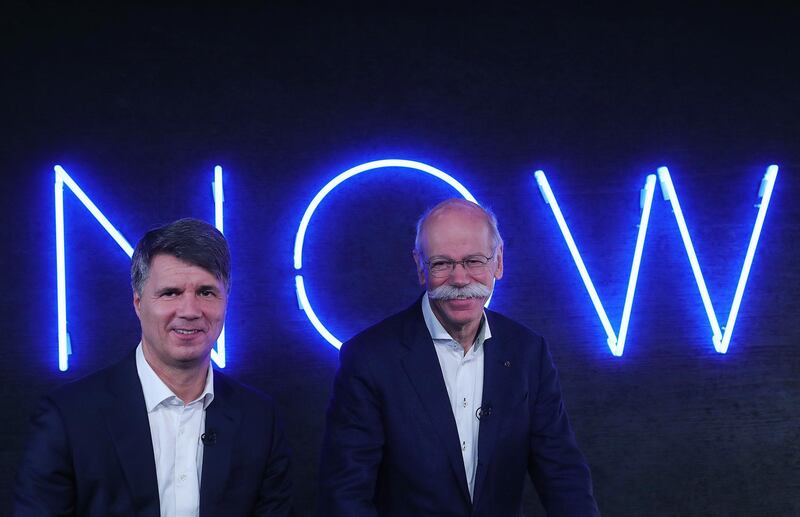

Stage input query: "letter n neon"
[{"left": 54, "top": 165, "right": 227, "bottom": 370}]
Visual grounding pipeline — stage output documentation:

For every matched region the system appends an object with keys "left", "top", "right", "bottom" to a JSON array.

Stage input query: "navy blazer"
[
  {"left": 319, "top": 300, "right": 599, "bottom": 516},
  {"left": 13, "top": 350, "right": 293, "bottom": 516}
]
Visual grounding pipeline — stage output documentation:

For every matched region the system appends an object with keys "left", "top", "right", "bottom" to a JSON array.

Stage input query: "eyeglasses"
[{"left": 423, "top": 254, "right": 495, "bottom": 278}]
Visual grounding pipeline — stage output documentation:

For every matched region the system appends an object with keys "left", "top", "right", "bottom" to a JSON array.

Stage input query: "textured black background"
[{"left": 2, "top": 4, "right": 799, "bottom": 515}]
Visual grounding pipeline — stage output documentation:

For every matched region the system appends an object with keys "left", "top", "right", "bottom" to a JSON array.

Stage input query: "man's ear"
[
  {"left": 412, "top": 249, "right": 426, "bottom": 286},
  {"left": 493, "top": 244, "right": 504, "bottom": 280},
  {"left": 133, "top": 291, "right": 142, "bottom": 319}
]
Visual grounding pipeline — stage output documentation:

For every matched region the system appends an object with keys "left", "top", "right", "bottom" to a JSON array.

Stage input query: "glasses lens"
[
  {"left": 465, "top": 258, "right": 487, "bottom": 270},
  {"left": 426, "top": 256, "right": 492, "bottom": 277},
  {"left": 429, "top": 260, "right": 451, "bottom": 277}
]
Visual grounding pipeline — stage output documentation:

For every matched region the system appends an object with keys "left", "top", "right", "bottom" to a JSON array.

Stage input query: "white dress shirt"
[
  {"left": 136, "top": 343, "right": 214, "bottom": 517},
  {"left": 422, "top": 293, "right": 492, "bottom": 500}
]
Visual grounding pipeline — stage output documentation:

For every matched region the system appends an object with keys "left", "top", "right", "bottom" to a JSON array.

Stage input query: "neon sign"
[
  {"left": 535, "top": 172, "right": 657, "bottom": 356},
  {"left": 54, "top": 165, "right": 227, "bottom": 371},
  {"left": 293, "top": 159, "right": 483, "bottom": 349},
  {"left": 535, "top": 165, "right": 778, "bottom": 355},
  {"left": 656, "top": 166, "right": 777, "bottom": 353},
  {"left": 53, "top": 159, "right": 778, "bottom": 370}
]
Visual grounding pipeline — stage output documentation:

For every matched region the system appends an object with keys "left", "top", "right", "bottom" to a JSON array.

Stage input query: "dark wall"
[{"left": 2, "top": 5, "right": 799, "bottom": 515}]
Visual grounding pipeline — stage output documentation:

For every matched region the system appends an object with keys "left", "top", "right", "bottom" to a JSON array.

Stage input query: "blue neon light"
[
  {"left": 535, "top": 171, "right": 657, "bottom": 356},
  {"left": 54, "top": 165, "right": 227, "bottom": 370},
  {"left": 657, "top": 165, "right": 778, "bottom": 353},
  {"left": 55, "top": 166, "right": 133, "bottom": 371},
  {"left": 294, "top": 159, "right": 481, "bottom": 349},
  {"left": 212, "top": 165, "right": 225, "bottom": 367},
  {"left": 55, "top": 171, "right": 68, "bottom": 371},
  {"left": 55, "top": 166, "right": 134, "bottom": 256},
  {"left": 294, "top": 276, "right": 342, "bottom": 347},
  {"left": 53, "top": 160, "right": 778, "bottom": 362},
  {"left": 617, "top": 174, "right": 657, "bottom": 355}
]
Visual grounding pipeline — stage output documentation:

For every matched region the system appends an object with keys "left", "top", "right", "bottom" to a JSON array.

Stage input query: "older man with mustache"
[{"left": 319, "top": 199, "right": 600, "bottom": 516}]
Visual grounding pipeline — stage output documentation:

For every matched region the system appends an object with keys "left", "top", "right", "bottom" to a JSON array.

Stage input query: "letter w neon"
[
  {"left": 535, "top": 171, "right": 657, "bottom": 356},
  {"left": 535, "top": 166, "right": 777, "bottom": 356},
  {"left": 54, "top": 165, "right": 227, "bottom": 371}
]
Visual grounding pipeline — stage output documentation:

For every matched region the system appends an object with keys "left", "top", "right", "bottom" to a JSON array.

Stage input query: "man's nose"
[
  {"left": 177, "top": 294, "right": 202, "bottom": 318},
  {"left": 448, "top": 261, "right": 471, "bottom": 285}
]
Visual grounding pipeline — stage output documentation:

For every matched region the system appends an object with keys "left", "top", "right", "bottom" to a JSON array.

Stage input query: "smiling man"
[
  {"left": 14, "top": 218, "right": 292, "bottom": 517},
  {"left": 319, "top": 199, "right": 599, "bottom": 516}
]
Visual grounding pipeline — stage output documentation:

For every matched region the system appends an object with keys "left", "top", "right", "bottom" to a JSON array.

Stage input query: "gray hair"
[
  {"left": 414, "top": 198, "right": 503, "bottom": 255},
  {"left": 131, "top": 218, "right": 231, "bottom": 295}
]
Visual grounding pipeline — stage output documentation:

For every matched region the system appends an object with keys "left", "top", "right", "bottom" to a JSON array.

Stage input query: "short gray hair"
[
  {"left": 414, "top": 198, "right": 503, "bottom": 255},
  {"left": 131, "top": 218, "right": 231, "bottom": 295}
]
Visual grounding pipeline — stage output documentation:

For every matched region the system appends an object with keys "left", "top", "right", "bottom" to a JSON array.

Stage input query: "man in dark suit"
[
  {"left": 319, "top": 199, "right": 599, "bottom": 516},
  {"left": 14, "top": 218, "right": 292, "bottom": 516}
]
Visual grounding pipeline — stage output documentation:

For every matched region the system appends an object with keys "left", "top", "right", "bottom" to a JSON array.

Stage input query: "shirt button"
[{"left": 179, "top": 473, "right": 187, "bottom": 482}]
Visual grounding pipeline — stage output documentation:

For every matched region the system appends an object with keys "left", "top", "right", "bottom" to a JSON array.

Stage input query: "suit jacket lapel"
[
  {"left": 199, "top": 372, "right": 242, "bottom": 513},
  {"left": 473, "top": 313, "right": 519, "bottom": 507},
  {"left": 103, "top": 352, "right": 161, "bottom": 515},
  {"left": 399, "top": 302, "right": 472, "bottom": 504}
]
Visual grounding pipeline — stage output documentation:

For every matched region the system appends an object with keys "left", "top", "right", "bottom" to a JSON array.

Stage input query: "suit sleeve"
[
  {"left": 13, "top": 396, "right": 76, "bottom": 517},
  {"left": 318, "top": 341, "right": 383, "bottom": 517},
  {"left": 527, "top": 338, "right": 601, "bottom": 517},
  {"left": 252, "top": 399, "right": 294, "bottom": 517}
]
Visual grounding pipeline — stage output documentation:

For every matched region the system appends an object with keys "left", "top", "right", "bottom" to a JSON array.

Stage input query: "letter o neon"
[{"left": 294, "top": 159, "right": 486, "bottom": 349}]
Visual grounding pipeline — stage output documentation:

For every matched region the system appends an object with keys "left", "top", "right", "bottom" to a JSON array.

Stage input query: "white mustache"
[{"left": 428, "top": 283, "right": 491, "bottom": 300}]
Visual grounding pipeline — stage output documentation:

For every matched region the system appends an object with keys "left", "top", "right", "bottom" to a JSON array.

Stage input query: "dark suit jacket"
[
  {"left": 319, "top": 300, "right": 599, "bottom": 517},
  {"left": 13, "top": 350, "right": 292, "bottom": 517}
]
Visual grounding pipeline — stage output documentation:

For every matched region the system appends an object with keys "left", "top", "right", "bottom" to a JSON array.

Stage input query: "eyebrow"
[
  {"left": 427, "top": 254, "right": 488, "bottom": 260},
  {"left": 155, "top": 287, "right": 182, "bottom": 295}
]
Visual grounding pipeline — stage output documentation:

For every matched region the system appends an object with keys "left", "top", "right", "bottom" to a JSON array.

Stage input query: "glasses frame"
[{"left": 422, "top": 253, "right": 496, "bottom": 278}]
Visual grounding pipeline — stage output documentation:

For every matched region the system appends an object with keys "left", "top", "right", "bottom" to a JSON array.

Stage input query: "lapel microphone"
[{"left": 201, "top": 429, "right": 217, "bottom": 446}]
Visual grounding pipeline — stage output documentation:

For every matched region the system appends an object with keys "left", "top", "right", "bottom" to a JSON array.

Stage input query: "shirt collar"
[
  {"left": 421, "top": 292, "right": 492, "bottom": 351},
  {"left": 135, "top": 342, "right": 215, "bottom": 411}
]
